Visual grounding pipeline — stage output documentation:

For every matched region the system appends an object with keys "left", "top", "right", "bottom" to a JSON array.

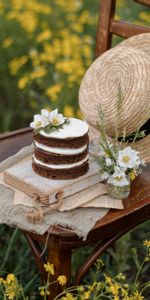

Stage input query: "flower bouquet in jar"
[{"left": 97, "top": 89, "right": 145, "bottom": 199}]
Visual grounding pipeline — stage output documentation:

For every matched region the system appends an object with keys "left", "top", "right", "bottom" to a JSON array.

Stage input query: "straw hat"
[
  {"left": 116, "top": 33, "right": 150, "bottom": 56},
  {"left": 79, "top": 42, "right": 150, "bottom": 162}
]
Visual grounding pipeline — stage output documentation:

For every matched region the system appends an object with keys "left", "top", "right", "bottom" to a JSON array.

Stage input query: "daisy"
[
  {"left": 117, "top": 146, "right": 139, "bottom": 170},
  {"left": 108, "top": 166, "right": 129, "bottom": 187},
  {"left": 41, "top": 108, "right": 50, "bottom": 120},
  {"left": 49, "top": 108, "right": 65, "bottom": 126},
  {"left": 30, "top": 114, "right": 45, "bottom": 129}
]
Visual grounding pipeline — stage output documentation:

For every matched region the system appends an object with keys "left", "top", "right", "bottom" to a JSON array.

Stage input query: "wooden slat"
[
  {"left": 134, "top": 0, "right": 150, "bottom": 7},
  {"left": 110, "top": 20, "right": 150, "bottom": 38},
  {"left": 96, "top": 0, "right": 116, "bottom": 56},
  {"left": 0, "top": 127, "right": 32, "bottom": 140},
  {"left": 0, "top": 128, "right": 32, "bottom": 162}
]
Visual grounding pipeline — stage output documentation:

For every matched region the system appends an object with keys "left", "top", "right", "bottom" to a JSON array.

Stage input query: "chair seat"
[
  {"left": 1, "top": 128, "right": 150, "bottom": 296},
  {"left": 46, "top": 164, "right": 150, "bottom": 245},
  {"left": 0, "top": 129, "right": 150, "bottom": 246}
]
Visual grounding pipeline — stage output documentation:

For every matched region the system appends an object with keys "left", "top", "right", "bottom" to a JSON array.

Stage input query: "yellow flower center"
[
  {"left": 122, "top": 155, "right": 130, "bottom": 163},
  {"left": 115, "top": 176, "right": 122, "bottom": 181},
  {"left": 52, "top": 117, "right": 59, "bottom": 126},
  {"left": 130, "top": 170, "right": 136, "bottom": 181},
  {"left": 35, "top": 120, "right": 42, "bottom": 127}
]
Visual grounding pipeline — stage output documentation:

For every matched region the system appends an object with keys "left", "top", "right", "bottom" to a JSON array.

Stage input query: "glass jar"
[{"left": 107, "top": 182, "right": 130, "bottom": 199}]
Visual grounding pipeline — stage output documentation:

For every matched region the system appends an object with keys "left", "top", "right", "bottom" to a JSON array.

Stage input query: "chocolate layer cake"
[{"left": 32, "top": 118, "right": 89, "bottom": 179}]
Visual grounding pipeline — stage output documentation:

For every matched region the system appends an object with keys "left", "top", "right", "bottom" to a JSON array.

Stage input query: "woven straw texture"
[
  {"left": 79, "top": 46, "right": 150, "bottom": 137},
  {"left": 79, "top": 35, "right": 150, "bottom": 162},
  {"left": 116, "top": 33, "right": 150, "bottom": 56}
]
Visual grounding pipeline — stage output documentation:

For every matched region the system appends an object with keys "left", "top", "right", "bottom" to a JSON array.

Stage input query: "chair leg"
[
  {"left": 23, "top": 231, "right": 72, "bottom": 300},
  {"left": 47, "top": 236, "right": 72, "bottom": 300},
  {"left": 23, "top": 231, "right": 47, "bottom": 282}
]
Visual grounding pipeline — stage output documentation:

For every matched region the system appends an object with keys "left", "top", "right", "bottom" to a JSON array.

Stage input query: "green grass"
[
  {"left": 0, "top": 221, "right": 149, "bottom": 298},
  {"left": 0, "top": 0, "right": 149, "bottom": 298},
  {"left": 0, "top": 0, "right": 149, "bottom": 132}
]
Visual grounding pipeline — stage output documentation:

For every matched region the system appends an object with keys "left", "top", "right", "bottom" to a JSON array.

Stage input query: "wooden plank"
[
  {"left": 110, "top": 20, "right": 150, "bottom": 38},
  {"left": 95, "top": 0, "right": 116, "bottom": 57},
  {"left": 0, "top": 129, "right": 32, "bottom": 162},
  {"left": 134, "top": 0, "right": 150, "bottom": 7},
  {"left": 0, "top": 127, "right": 32, "bottom": 140}
]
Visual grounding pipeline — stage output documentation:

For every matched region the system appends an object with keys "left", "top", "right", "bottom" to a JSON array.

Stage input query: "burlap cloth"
[{"left": 0, "top": 145, "right": 109, "bottom": 240}]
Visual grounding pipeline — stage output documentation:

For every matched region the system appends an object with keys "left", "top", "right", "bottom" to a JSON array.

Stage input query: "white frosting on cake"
[
  {"left": 39, "top": 118, "right": 89, "bottom": 139},
  {"left": 33, "top": 154, "right": 89, "bottom": 169},
  {"left": 35, "top": 141, "right": 87, "bottom": 155}
]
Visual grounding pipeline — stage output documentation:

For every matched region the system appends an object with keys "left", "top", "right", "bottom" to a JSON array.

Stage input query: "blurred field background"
[
  {"left": 0, "top": 0, "right": 150, "bottom": 299},
  {"left": 0, "top": 0, "right": 150, "bottom": 132}
]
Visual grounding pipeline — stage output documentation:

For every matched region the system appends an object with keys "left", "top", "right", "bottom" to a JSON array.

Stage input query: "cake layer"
[
  {"left": 32, "top": 161, "right": 89, "bottom": 180},
  {"left": 33, "top": 154, "right": 89, "bottom": 169},
  {"left": 34, "top": 141, "right": 87, "bottom": 155},
  {"left": 39, "top": 117, "right": 89, "bottom": 139},
  {"left": 34, "top": 147, "right": 88, "bottom": 164},
  {"left": 34, "top": 132, "right": 89, "bottom": 148}
]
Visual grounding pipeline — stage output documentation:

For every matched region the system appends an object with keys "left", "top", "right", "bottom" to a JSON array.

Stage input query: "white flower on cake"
[
  {"left": 107, "top": 166, "right": 129, "bottom": 187},
  {"left": 30, "top": 114, "right": 47, "bottom": 129},
  {"left": 49, "top": 108, "right": 65, "bottom": 127},
  {"left": 117, "top": 146, "right": 139, "bottom": 170},
  {"left": 41, "top": 108, "right": 50, "bottom": 120},
  {"left": 30, "top": 108, "right": 68, "bottom": 133}
]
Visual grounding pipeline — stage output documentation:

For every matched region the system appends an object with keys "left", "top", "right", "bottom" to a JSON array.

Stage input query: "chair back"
[{"left": 96, "top": 0, "right": 150, "bottom": 56}]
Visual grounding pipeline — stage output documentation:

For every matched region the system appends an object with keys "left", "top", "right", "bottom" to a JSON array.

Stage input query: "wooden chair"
[{"left": 0, "top": 1, "right": 150, "bottom": 299}]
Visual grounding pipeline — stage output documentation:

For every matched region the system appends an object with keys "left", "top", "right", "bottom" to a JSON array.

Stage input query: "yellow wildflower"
[
  {"left": 62, "top": 293, "right": 75, "bottom": 300},
  {"left": 143, "top": 240, "right": 150, "bottom": 247},
  {"left": 55, "top": 60, "right": 72, "bottom": 74},
  {"left": 77, "top": 286, "right": 85, "bottom": 292},
  {"left": 82, "top": 45, "right": 92, "bottom": 58},
  {"left": 30, "top": 67, "right": 47, "bottom": 80},
  {"left": 5, "top": 274, "right": 22, "bottom": 300},
  {"left": 39, "top": 52, "right": 54, "bottom": 64},
  {"left": 39, "top": 286, "right": 50, "bottom": 296},
  {"left": 36, "top": 29, "right": 52, "bottom": 43},
  {"left": 139, "top": 12, "right": 150, "bottom": 24},
  {"left": 84, "top": 290, "right": 91, "bottom": 299},
  {"left": 64, "top": 105, "right": 74, "bottom": 117},
  {"left": 6, "top": 274, "right": 16, "bottom": 284},
  {"left": 0, "top": 2, "right": 4, "bottom": 11},
  {"left": 57, "top": 275, "right": 67, "bottom": 286},
  {"left": 2, "top": 37, "right": 13, "bottom": 48},
  {"left": 71, "top": 23, "right": 83, "bottom": 33},
  {"left": 133, "top": 291, "right": 144, "bottom": 300},
  {"left": 46, "top": 83, "right": 63, "bottom": 102},
  {"left": 18, "top": 75, "right": 29, "bottom": 89},
  {"left": 10, "top": 0, "right": 23, "bottom": 10},
  {"left": 24, "top": 1, "right": 52, "bottom": 15},
  {"left": 78, "top": 10, "right": 90, "bottom": 24},
  {"left": 29, "top": 48, "right": 39, "bottom": 59},
  {"left": 104, "top": 273, "right": 112, "bottom": 284},
  {"left": 9, "top": 55, "right": 28, "bottom": 75},
  {"left": 44, "top": 262, "right": 54, "bottom": 275},
  {"left": 129, "top": 170, "right": 136, "bottom": 181},
  {"left": 108, "top": 282, "right": 119, "bottom": 297}
]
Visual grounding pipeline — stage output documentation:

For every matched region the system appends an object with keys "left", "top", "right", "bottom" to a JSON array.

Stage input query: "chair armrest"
[{"left": 0, "top": 128, "right": 32, "bottom": 162}]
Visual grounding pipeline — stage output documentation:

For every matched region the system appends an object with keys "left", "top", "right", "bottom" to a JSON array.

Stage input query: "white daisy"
[
  {"left": 49, "top": 108, "right": 65, "bottom": 126},
  {"left": 30, "top": 114, "right": 45, "bottom": 129},
  {"left": 41, "top": 108, "right": 50, "bottom": 120},
  {"left": 117, "top": 146, "right": 139, "bottom": 170},
  {"left": 108, "top": 166, "right": 129, "bottom": 187}
]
